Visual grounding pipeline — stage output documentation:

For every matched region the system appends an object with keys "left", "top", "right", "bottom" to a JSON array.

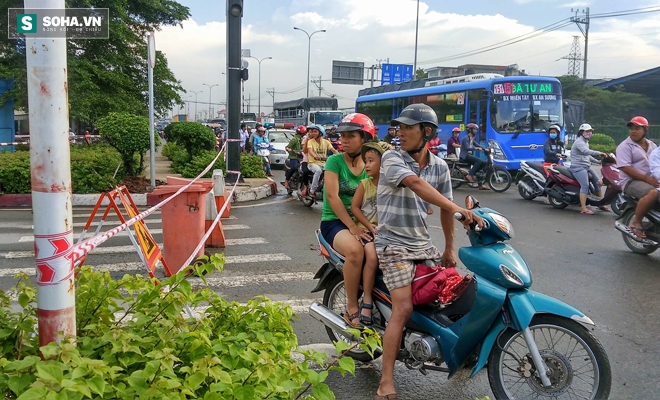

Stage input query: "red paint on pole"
[
  {"left": 37, "top": 307, "right": 76, "bottom": 342},
  {"left": 40, "top": 83, "right": 50, "bottom": 95}
]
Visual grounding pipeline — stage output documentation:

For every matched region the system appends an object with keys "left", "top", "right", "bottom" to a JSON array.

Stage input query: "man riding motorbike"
[
  {"left": 460, "top": 123, "right": 487, "bottom": 190},
  {"left": 283, "top": 125, "right": 307, "bottom": 190}
]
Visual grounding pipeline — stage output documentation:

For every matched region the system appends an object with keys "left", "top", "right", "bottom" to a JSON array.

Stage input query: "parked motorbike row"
[{"left": 310, "top": 195, "right": 612, "bottom": 399}]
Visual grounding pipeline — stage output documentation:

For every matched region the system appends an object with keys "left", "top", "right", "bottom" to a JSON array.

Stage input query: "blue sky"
[{"left": 158, "top": 0, "right": 660, "bottom": 116}]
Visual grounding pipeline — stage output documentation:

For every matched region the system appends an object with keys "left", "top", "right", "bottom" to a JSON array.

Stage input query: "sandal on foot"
[
  {"left": 374, "top": 394, "right": 399, "bottom": 400},
  {"left": 343, "top": 311, "right": 361, "bottom": 329},
  {"left": 580, "top": 209, "right": 594, "bottom": 215},
  {"left": 629, "top": 226, "right": 647, "bottom": 239},
  {"left": 359, "top": 303, "right": 374, "bottom": 327},
  {"left": 597, "top": 205, "right": 611, "bottom": 212}
]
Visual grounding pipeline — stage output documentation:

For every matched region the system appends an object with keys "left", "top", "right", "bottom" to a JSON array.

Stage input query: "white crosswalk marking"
[{"left": 19, "top": 224, "right": 249, "bottom": 243}]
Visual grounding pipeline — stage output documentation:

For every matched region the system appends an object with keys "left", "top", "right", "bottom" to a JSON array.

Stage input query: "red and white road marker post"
[{"left": 26, "top": 0, "right": 77, "bottom": 346}]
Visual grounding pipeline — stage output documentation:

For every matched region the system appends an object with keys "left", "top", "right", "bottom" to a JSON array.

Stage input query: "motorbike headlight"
[
  {"left": 488, "top": 140, "right": 507, "bottom": 160},
  {"left": 488, "top": 213, "right": 514, "bottom": 238},
  {"left": 271, "top": 149, "right": 286, "bottom": 154}
]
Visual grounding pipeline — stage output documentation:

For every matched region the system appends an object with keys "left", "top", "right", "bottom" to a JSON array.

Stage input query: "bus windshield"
[
  {"left": 491, "top": 81, "right": 563, "bottom": 133},
  {"left": 312, "top": 111, "right": 344, "bottom": 125}
]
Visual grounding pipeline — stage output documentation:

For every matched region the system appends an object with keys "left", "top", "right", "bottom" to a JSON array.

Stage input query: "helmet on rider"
[
  {"left": 296, "top": 125, "right": 307, "bottom": 135},
  {"left": 360, "top": 141, "right": 393, "bottom": 162},
  {"left": 391, "top": 103, "right": 438, "bottom": 154},
  {"left": 627, "top": 116, "right": 649, "bottom": 131},
  {"left": 307, "top": 124, "right": 326, "bottom": 137},
  {"left": 336, "top": 113, "right": 376, "bottom": 142},
  {"left": 548, "top": 125, "right": 561, "bottom": 134},
  {"left": 452, "top": 127, "right": 461, "bottom": 134},
  {"left": 466, "top": 123, "right": 479, "bottom": 136}
]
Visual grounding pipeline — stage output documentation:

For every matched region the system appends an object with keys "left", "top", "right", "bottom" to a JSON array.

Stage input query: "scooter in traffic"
[
  {"left": 597, "top": 154, "right": 624, "bottom": 216},
  {"left": 516, "top": 160, "right": 552, "bottom": 200},
  {"left": 615, "top": 195, "right": 660, "bottom": 254},
  {"left": 309, "top": 195, "right": 611, "bottom": 399},
  {"left": 255, "top": 142, "right": 274, "bottom": 176},
  {"left": 298, "top": 167, "right": 324, "bottom": 207},
  {"left": 446, "top": 148, "right": 512, "bottom": 193}
]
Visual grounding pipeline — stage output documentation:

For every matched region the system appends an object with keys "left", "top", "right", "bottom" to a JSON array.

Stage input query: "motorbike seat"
[
  {"left": 554, "top": 165, "right": 575, "bottom": 180},
  {"left": 316, "top": 230, "right": 345, "bottom": 264},
  {"left": 527, "top": 162, "right": 546, "bottom": 175}
]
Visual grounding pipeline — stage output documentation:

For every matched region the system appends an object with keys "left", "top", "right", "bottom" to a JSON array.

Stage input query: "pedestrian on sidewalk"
[{"left": 239, "top": 123, "right": 249, "bottom": 152}]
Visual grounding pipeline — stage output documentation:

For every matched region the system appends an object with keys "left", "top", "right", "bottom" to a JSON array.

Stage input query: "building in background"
[{"left": 426, "top": 64, "right": 526, "bottom": 79}]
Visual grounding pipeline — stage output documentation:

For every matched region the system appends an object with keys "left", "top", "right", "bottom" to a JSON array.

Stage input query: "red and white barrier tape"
[
  {"left": 0, "top": 142, "right": 21, "bottom": 146},
  {"left": 70, "top": 141, "right": 228, "bottom": 262}
]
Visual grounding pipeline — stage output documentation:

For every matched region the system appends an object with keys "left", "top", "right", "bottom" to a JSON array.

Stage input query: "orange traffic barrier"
[
  {"left": 75, "top": 186, "right": 172, "bottom": 278},
  {"left": 151, "top": 183, "right": 213, "bottom": 274}
]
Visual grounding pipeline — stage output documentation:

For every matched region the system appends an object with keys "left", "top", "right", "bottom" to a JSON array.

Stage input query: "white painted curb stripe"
[
  {"left": 188, "top": 271, "right": 314, "bottom": 288},
  {"left": 225, "top": 237, "right": 267, "bottom": 245},
  {"left": 0, "top": 253, "right": 292, "bottom": 277}
]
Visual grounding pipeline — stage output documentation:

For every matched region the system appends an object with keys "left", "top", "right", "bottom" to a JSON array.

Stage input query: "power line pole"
[
  {"left": 266, "top": 88, "right": 275, "bottom": 115},
  {"left": 570, "top": 7, "right": 590, "bottom": 80},
  {"left": 560, "top": 36, "right": 582, "bottom": 76},
  {"left": 311, "top": 76, "right": 330, "bottom": 97}
]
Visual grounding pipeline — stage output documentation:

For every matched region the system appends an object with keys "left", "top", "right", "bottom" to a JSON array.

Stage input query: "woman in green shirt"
[{"left": 321, "top": 113, "right": 376, "bottom": 328}]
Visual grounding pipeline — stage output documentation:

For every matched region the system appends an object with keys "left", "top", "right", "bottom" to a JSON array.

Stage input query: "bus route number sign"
[{"left": 493, "top": 82, "right": 555, "bottom": 95}]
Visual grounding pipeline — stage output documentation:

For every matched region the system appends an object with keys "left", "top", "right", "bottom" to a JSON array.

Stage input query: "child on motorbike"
[{"left": 349, "top": 141, "right": 393, "bottom": 326}]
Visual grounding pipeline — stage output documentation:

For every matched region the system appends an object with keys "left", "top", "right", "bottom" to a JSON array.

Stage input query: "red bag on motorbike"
[{"left": 411, "top": 263, "right": 461, "bottom": 305}]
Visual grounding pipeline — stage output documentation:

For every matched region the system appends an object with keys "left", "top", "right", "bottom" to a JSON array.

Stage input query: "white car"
[{"left": 267, "top": 129, "right": 295, "bottom": 168}]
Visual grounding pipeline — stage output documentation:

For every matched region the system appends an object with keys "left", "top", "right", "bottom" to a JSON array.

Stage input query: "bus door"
[{"left": 467, "top": 89, "right": 488, "bottom": 156}]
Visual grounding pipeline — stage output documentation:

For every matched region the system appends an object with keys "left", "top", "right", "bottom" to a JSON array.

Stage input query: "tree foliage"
[
  {"left": 559, "top": 75, "right": 652, "bottom": 126},
  {"left": 96, "top": 112, "right": 156, "bottom": 176},
  {"left": 0, "top": 0, "right": 190, "bottom": 122},
  {"left": 164, "top": 121, "right": 215, "bottom": 159},
  {"left": 415, "top": 68, "right": 428, "bottom": 80}
]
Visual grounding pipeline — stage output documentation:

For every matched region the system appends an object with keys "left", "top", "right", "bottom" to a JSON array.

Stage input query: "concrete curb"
[{"left": 0, "top": 180, "right": 278, "bottom": 207}]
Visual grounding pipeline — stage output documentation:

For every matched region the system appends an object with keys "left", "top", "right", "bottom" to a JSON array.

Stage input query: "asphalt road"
[{"left": 1, "top": 166, "right": 659, "bottom": 399}]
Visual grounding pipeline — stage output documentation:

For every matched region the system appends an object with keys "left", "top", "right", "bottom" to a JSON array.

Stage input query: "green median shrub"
[
  {"left": 0, "top": 145, "right": 126, "bottom": 194},
  {"left": 161, "top": 143, "right": 266, "bottom": 179},
  {"left": 0, "top": 260, "right": 381, "bottom": 399},
  {"left": 589, "top": 133, "right": 616, "bottom": 153}
]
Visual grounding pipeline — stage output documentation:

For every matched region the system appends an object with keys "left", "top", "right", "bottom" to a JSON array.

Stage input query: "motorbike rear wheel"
[
  {"left": 548, "top": 195, "right": 569, "bottom": 209},
  {"left": 517, "top": 176, "right": 538, "bottom": 200},
  {"left": 487, "top": 314, "right": 611, "bottom": 400},
  {"left": 610, "top": 194, "right": 625, "bottom": 216},
  {"left": 323, "top": 275, "right": 382, "bottom": 362},
  {"left": 488, "top": 170, "right": 512, "bottom": 193},
  {"left": 621, "top": 209, "right": 658, "bottom": 254},
  {"left": 450, "top": 168, "right": 463, "bottom": 189}
]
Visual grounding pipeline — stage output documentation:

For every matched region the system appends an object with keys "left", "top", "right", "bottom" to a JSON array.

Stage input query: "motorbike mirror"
[{"left": 465, "top": 195, "right": 480, "bottom": 210}]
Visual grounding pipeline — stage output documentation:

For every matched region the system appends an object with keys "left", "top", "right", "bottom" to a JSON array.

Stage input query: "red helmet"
[
  {"left": 452, "top": 127, "right": 461, "bottom": 133},
  {"left": 296, "top": 125, "right": 307, "bottom": 134},
  {"left": 627, "top": 116, "right": 649, "bottom": 128},
  {"left": 336, "top": 113, "right": 376, "bottom": 141}
]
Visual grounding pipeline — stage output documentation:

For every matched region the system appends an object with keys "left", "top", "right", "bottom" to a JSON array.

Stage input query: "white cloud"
[
  {"left": 558, "top": 1, "right": 591, "bottom": 8},
  {"left": 157, "top": 0, "right": 660, "bottom": 114}
]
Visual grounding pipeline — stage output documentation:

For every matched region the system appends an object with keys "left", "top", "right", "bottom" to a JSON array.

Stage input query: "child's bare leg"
[{"left": 360, "top": 242, "right": 378, "bottom": 322}]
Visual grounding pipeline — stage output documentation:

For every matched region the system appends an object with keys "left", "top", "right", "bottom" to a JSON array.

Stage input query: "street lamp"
[
  {"left": 246, "top": 56, "right": 272, "bottom": 121},
  {"left": 189, "top": 90, "right": 203, "bottom": 122},
  {"left": 413, "top": 0, "right": 420, "bottom": 79},
  {"left": 293, "top": 27, "right": 326, "bottom": 98},
  {"left": 202, "top": 83, "right": 219, "bottom": 121}
]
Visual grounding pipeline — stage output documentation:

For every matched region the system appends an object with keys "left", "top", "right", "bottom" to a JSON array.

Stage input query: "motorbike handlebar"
[{"left": 454, "top": 212, "right": 484, "bottom": 232}]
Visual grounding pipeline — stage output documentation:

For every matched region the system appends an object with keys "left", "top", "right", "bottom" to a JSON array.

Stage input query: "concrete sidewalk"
[{"left": 0, "top": 148, "right": 277, "bottom": 207}]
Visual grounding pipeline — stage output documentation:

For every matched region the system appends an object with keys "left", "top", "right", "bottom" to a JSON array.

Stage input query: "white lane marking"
[
  {"left": 232, "top": 197, "right": 296, "bottom": 208},
  {"left": 19, "top": 228, "right": 165, "bottom": 243},
  {"left": 188, "top": 271, "right": 314, "bottom": 288},
  {"left": 224, "top": 253, "right": 290, "bottom": 264},
  {"left": 220, "top": 224, "right": 250, "bottom": 230},
  {"left": 225, "top": 237, "right": 267, "bottom": 245},
  {"left": 0, "top": 253, "right": 292, "bottom": 276}
]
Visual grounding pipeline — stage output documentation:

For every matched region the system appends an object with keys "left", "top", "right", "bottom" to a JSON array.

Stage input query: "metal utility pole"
[
  {"left": 246, "top": 56, "right": 271, "bottom": 121},
  {"left": 570, "top": 7, "right": 590, "bottom": 80},
  {"left": 413, "top": 0, "right": 420, "bottom": 79},
  {"left": 190, "top": 90, "right": 203, "bottom": 122},
  {"left": 146, "top": 32, "right": 156, "bottom": 186},
  {"left": 226, "top": 0, "right": 244, "bottom": 183},
  {"left": 26, "top": 0, "right": 76, "bottom": 346},
  {"left": 266, "top": 88, "right": 275, "bottom": 112},
  {"left": 293, "top": 27, "right": 326, "bottom": 97},
  {"left": 203, "top": 83, "right": 219, "bottom": 121}
]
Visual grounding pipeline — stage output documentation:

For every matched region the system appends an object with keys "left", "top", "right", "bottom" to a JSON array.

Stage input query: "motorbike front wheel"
[
  {"left": 487, "top": 314, "right": 611, "bottom": 400},
  {"left": 517, "top": 176, "right": 538, "bottom": 200},
  {"left": 323, "top": 275, "right": 382, "bottom": 362},
  {"left": 488, "top": 170, "right": 512, "bottom": 193},
  {"left": 620, "top": 209, "right": 658, "bottom": 254}
]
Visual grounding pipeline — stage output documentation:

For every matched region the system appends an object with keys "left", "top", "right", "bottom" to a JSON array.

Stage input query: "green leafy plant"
[
  {"left": 161, "top": 143, "right": 266, "bottom": 179},
  {"left": 588, "top": 133, "right": 616, "bottom": 153},
  {"left": 164, "top": 122, "right": 216, "bottom": 160},
  {"left": 97, "top": 112, "right": 159, "bottom": 176},
  {"left": 0, "top": 145, "right": 126, "bottom": 194},
  {"left": 0, "top": 260, "right": 380, "bottom": 399}
]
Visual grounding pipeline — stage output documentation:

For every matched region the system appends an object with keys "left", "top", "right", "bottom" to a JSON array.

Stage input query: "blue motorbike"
[{"left": 310, "top": 196, "right": 611, "bottom": 399}]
